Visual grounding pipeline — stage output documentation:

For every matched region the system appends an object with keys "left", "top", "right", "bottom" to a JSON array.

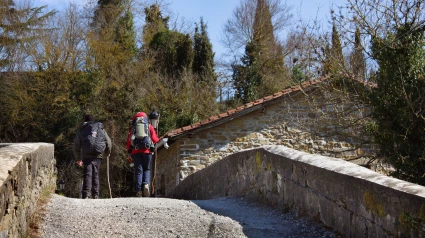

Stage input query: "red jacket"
[{"left": 126, "top": 112, "right": 159, "bottom": 155}]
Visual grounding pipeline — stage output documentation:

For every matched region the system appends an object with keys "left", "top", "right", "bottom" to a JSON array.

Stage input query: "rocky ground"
[{"left": 40, "top": 194, "right": 338, "bottom": 238}]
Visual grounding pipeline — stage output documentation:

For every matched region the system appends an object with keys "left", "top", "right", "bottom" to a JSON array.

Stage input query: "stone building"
[{"left": 154, "top": 76, "right": 380, "bottom": 197}]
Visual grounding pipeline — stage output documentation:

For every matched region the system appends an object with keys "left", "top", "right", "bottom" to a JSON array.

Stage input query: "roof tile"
[{"left": 163, "top": 76, "right": 373, "bottom": 138}]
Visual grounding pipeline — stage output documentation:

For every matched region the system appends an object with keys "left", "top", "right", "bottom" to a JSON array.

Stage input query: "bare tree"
[
  {"left": 28, "top": 3, "right": 87, "bottom": 71},
  {"left": 221, "top": 0, "right": 292, "bottom": 61},
  {"left": 283, "top": 28, "right": 328, "bottom": 81},
  {"left": 272, "top": 3, "right": 380, "bottom": 168}
]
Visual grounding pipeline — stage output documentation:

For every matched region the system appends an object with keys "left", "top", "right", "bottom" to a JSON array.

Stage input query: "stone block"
[
  {"left": 0, "top": 143, "right": 56, "bottom": 238},
  {"left": 171, "top": 146, "right": 425, "bottom": 237}
]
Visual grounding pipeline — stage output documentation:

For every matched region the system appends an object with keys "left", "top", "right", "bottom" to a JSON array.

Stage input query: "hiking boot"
[
  {"left": 136, "top": 191, "right": 143, "bottom": 197},
  {"left": 143, "top": 184, "right": 150, "bottom": 197}
]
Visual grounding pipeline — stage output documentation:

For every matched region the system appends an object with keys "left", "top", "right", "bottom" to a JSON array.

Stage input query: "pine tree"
[
  {"left": 369, "top": 22, "right": 425, "bottom": 184},
  {"left": 253, "top": 0, "right": 287, "bottom": 84},
  {"left": 322, "top": 23, "right": 345, "bottom": 75},
  {"left": 115, "top": 2, "right": 137, "bottom": 57},
  {"left": 350, "top": 27, "right": 365, "bottom": 79},
  {"left": 142, "top": 4, "right": 169, "bottom": 45},
  {"left": 232, "top": 41, "right": 262, "bottom": 103},
  {"left": 143, "top": 4, "right": 193, "bottom": 78},
  {"left": 332, "top": 24, "right": 344, "bottom": 68},
  {"left": 93, "top": 0, "right": 137, "bottom": 61},
  {"left": 193, "top": 18, "right": 216, "bottom": 84},
  {"left": 232, "top": 0, "right": 289, "bottom": 103},
  {"left": 0, "top": 0, "right": 54, "bottom": 71},
  {"left": 253, "top": 0, "right": 275, "bottom": 58},
  {"left": 149, "top": 30, "right": 193, "bottom": 78},
  {"left": 322, "top": 44, "right": 331, "bottom": 75}
]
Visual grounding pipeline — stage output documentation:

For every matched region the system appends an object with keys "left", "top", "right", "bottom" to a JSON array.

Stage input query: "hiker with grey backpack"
[
  {"left": 126, "top": 111, "right": 159, "bottom": 197},
  {"left": 73, "top": 114, "right": 112, "bottom": 199}
]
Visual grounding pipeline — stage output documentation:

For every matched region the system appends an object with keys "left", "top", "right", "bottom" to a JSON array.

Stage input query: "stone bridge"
[{"left": 1, "top": 143, "right": 425, "bottom": 237}]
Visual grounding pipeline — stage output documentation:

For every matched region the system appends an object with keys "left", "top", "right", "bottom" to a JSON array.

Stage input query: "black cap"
[
  {"left": 149, "top": 111, "right": 159, "bottom": 119},
  {"left": 84, "top": 114, "right": 95, "bottom": 122}
]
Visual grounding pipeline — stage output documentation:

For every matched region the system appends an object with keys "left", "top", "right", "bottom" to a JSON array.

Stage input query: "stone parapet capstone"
[
  {"left": 0, "top": 143, "right": 56, "bottom": 238},
  {"left": 172, "top": 145, "right": 425, "bottom": 237}
]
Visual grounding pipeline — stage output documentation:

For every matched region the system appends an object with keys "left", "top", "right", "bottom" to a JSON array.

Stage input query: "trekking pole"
[
  {"left": 151, "top": 112, "right": 159, "bottom": 197},
  {"left": 107, "top": 124, "right": 115, "bottom": 199},
  {"left": 79, "top": 171, "right": 83, "bottom": 199},
  {"left": 152, "top": 147, "right": 157, "bottom": 197},
  {"left": 107, "top": 155, "right": 112, "bottom": 198}
]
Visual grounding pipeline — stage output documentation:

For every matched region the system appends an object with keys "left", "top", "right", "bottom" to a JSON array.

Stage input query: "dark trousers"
[
  {"left": 131, "top": 153, "right": 152, "bottom": 192},
  {"left": 82, "top": 158, "right": 101, "bottom": 198}
]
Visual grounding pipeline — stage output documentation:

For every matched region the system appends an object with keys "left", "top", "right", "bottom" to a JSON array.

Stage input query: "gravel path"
[{"left": 41, "top": 194, "right": 338, "bottom": 238}]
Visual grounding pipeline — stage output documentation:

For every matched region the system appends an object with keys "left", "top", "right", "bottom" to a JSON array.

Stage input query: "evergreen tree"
[
  {"left": 232, "top": 0, "right": 290, "bottom": 103},
  {"left": 193, "top": 18, "right": 216, "bottom": 84},
  {"left": 253, "top": 0, "right": 275, "bottom": 59},
  {"left": 368, "top": 22, "right": 425, "bottom": 184},
  {"left": 149, "top": 30, "right": 193, "bottom": 78},
  {"left": 254, "top": 0, "right": 289, "bottom": 88},
  {"left": 350, "top": 27, "right": 365, "bottom": 79},
  {"left": 143, "top": 4, "right": 193, "bottom": 78},
  {"left": 0, "top": 0, "right": 54, "bottom": 71},
  {"left": 93, "top": 0, "right": 137, "bottom": 61},
  {"left": 321, "top": 43, "right": 331, "bottom": 75},
  {"left": 252, "top": 0, "right": 287, "bottom": 84},
  {"left": 232, "top": 41, "right": 262, "bottom": 103},
  {"left": 331, "top": 24, "right": 344, "bottom": 68},
  {"left": 142, "top": 4, "right": 169, "bottom": 45},
  {"left": 115, "top": 2, "right": 137, "bottom": 57},
  {"left": 323, "top": 23, "right": 345, "bottom": 75}
]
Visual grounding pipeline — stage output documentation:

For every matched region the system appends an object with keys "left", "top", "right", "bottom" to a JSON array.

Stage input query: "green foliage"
[
  {"left": 0, "top": 71, "right": 89, "bottom": 142},
  {"left": 138, "top": 70, "right": 218, "bottom": 135},
  {"left": 368, "top": 22, "right": 425, "bottom": 184},
  {"left": 253, "top": 0, "right": 275, "bottom": 55},
  {"left": 115, "top": 7, "right": 138, "bottom": 59},
  {"left": 149, "top": 30, "right": 194, "bottom": 78},
  {"left": 193, "top": 18, "right": 216, "bottom": 84},
  {"left": 292, "top": 64, "right": 305, "bottom": 83},
  {"left": 350, "top": 27, "right": 366, "bottom": 79},
  {"left": 232, "top": 41, "right": 262, "bottom": 103},
  {"left": 323, "top": 24, "right": 345, "bottom": 75},
  {"left": 231, "top": 0, "right": 290, "bottom": 103},
  {"left": 0, "top": 2, "right": 220, "bottom": 197},
  {"left": 142, "top": 4, "right": 169, "bottom": 45},
  {"left": 94, "top": 0, "right": 137, "bottom": 62}
]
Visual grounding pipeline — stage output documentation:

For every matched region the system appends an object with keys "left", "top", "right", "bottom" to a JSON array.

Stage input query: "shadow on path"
[{"left": 192, "top": 197, "right": 338, "bottom": 238}]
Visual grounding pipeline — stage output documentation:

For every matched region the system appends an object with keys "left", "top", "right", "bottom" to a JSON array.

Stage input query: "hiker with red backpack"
[
  {"left": 73, "top": 114, "right": 112, "bottom": 199},
  {"left": 126, "top": 112, "right": 159, "bottom": 197}
]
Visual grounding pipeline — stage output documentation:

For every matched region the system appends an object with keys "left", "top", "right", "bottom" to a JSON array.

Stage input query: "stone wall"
[
  {"left": 154, "top": 142, "right": 180, "bottom": 196},
  {"left": 0, "top": 143, "right": 56, "bottom": 238},
  {"left": 172, "top": 146, "right": 425, "bottom": 237},
  {"left": 156, "top": 91, "right": 381, "bottom": 197}
]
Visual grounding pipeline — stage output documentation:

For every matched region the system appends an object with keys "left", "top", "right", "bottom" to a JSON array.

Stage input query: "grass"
[{"left": 27, "top": 184, "right": 55, "bottom": 238}]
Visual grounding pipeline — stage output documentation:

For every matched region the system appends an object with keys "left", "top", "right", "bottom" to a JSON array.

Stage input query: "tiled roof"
[
  {"left": 161, "top": 74, "right": 375, "bottom": 140},
  {"left": 162, "top": 77, "right": 328, "bottom": 139}
]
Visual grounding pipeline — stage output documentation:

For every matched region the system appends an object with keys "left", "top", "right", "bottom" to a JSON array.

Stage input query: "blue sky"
[{"left": 32, "top": 0, "right": 347, "bottom": 58}]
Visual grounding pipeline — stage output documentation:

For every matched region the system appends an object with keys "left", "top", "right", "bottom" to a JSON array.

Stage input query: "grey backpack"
[
  {"left": 131, "top": 116, "right": 152, "bottom": 150},
  {"left": 81, "top": 122, "right": 107, "bottom": 155}
]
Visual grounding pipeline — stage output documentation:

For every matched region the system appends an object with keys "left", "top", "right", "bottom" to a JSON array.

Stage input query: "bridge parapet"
[
  {"left": 0, "top": 143, "right": 56, "bottom": 238},
  {"left": 173, "top": 145, "right": 425, "bottom": 237}
]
